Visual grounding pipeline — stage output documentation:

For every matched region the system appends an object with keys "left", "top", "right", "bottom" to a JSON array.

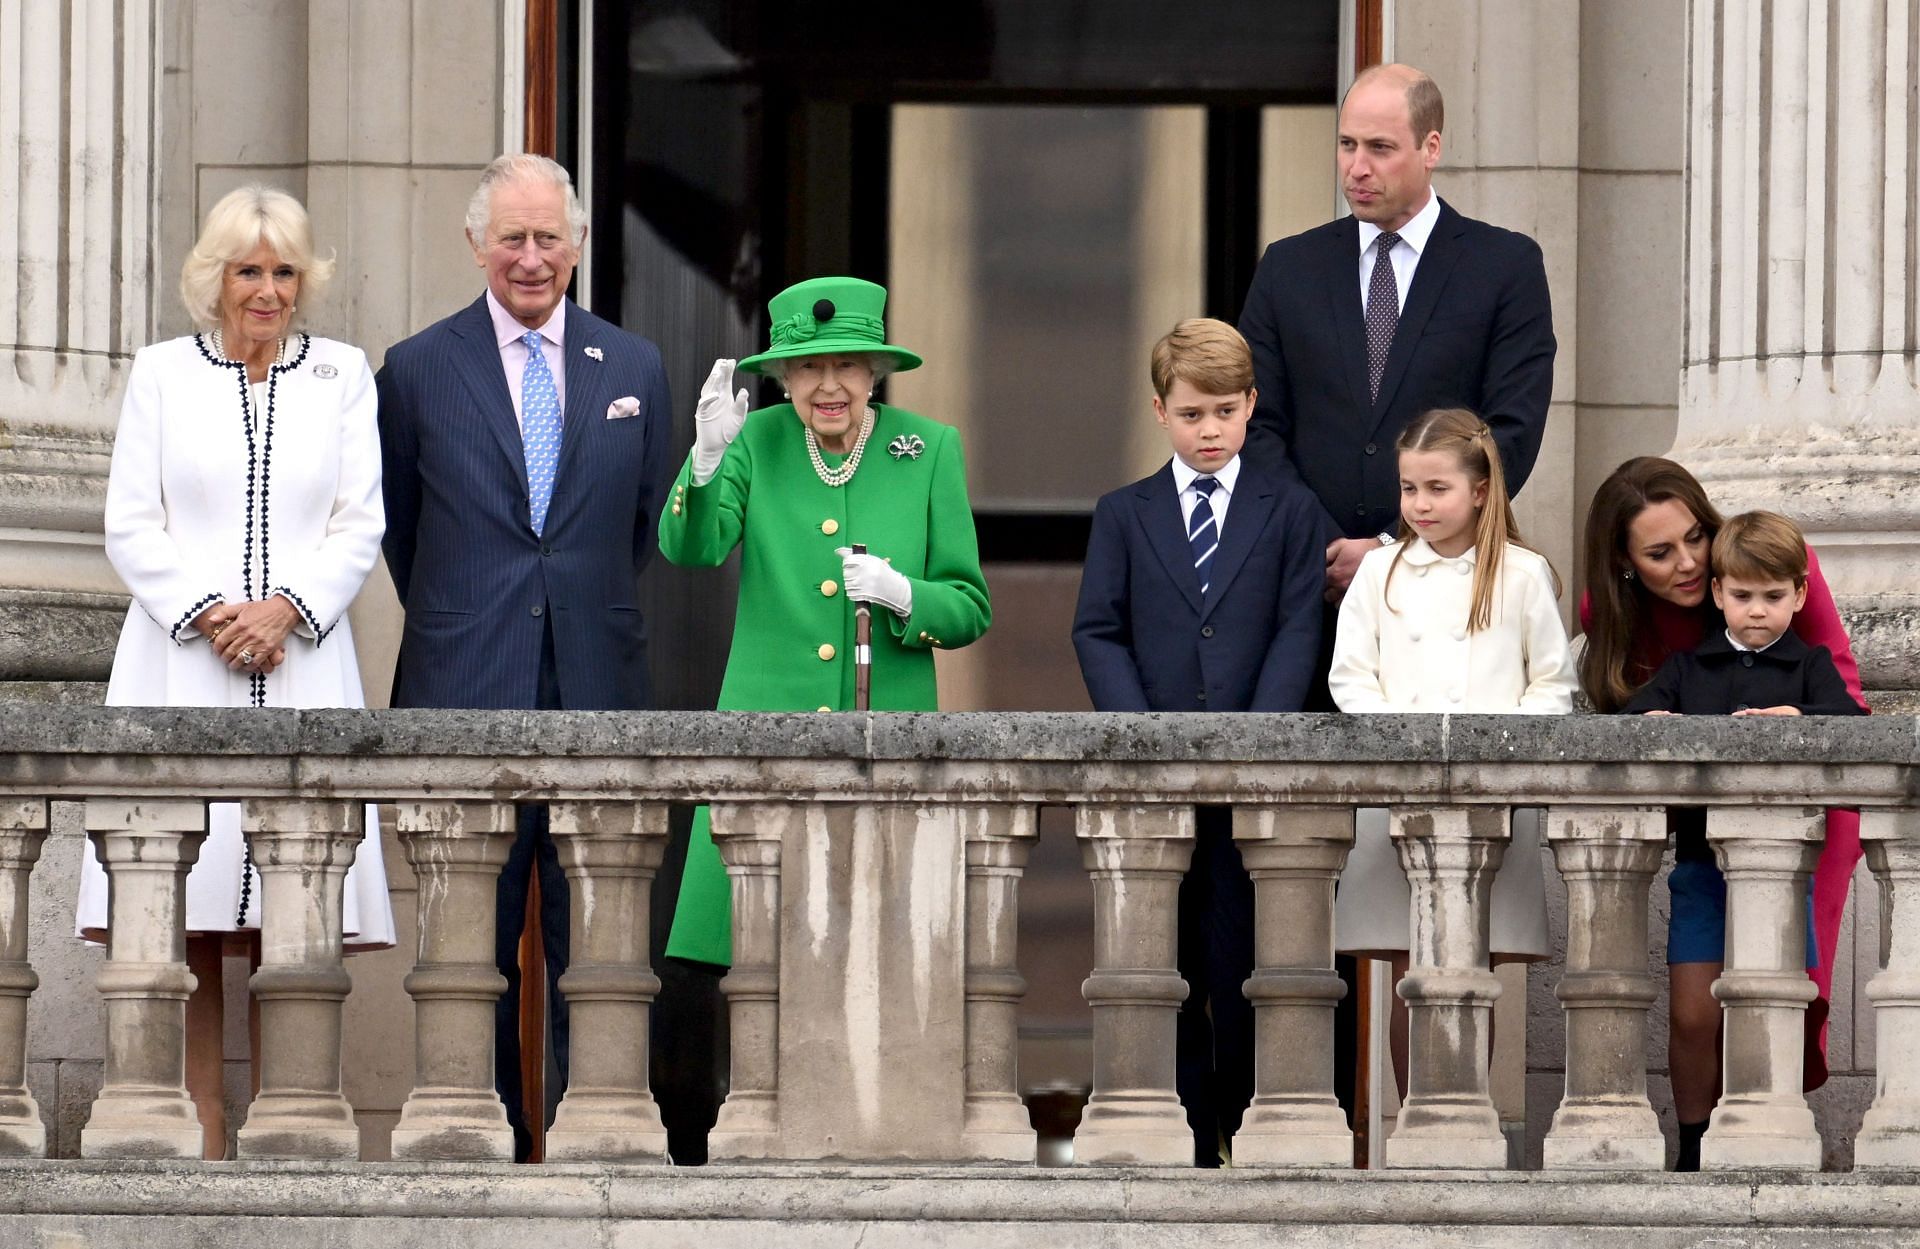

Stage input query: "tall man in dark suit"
[
  {"left": 1237, "top": 63, "right": 1555, "bottom": 610},
  {"left": 376, "top": 153, "right": 672, "bottom": 1159}
]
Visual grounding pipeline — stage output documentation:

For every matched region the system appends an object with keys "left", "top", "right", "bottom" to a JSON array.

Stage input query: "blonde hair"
[
  {"left": 179, "top": 186, "right": 333, "bottom": 329},
  {"left": 1150, "top": 318, "right": 1254, "bottom": 400},
  {"left": 1386, "top": 408, "right": 1557, "bottom": 632},
  {"left": 1712, "top": 511, "right": 1809, "bottom": 586}
]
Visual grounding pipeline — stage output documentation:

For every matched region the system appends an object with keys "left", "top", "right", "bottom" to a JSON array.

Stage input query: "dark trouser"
[
  {"left": 1309, "top": 599, "right": 1362, "bottom": 1127},
  {"left": 495, "top": 613, "right": 570, "bottom": 1161},
  {"left": 1175, "top": 806, "right": 1256, "bottom": 1166}
]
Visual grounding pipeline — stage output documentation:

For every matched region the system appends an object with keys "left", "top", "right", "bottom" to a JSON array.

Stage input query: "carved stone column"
[
  {"left": 1230, "top": 805, "right": 1353, "bottom": 1168},
  {"left": 233, "top": 799, "right": 364, "bottom": 1160},
  {"left": 1071, "top": 803, "right": 1193, "bottom": 1167},
  {"left": 1542, "top": 806, "right": 1667, "bottom": 1170},
  {"left": 0, "top": 800, "right": 48, "bottom": 1157},
  {"left": 1855, "top": 808, "right": 1920, "bottom": 1168},
  {"left": 1679, "top": 0, "right": 1920, "bottom": 707},
  {"left": 1385, "top": 805, "right": 1510, "bottom": 1170},
  {"left": 79, "top": 798, "right": 206, "bottom": 1159},
  {"left": 1701, "top": 805, "right": 1823, "bottom": 1170},
  {"left": 543, "top": 800, "right": 670, "bottom": 1162},
  {"left": 706, "top": 801, "right": 785, "bottom": 1161},
  {"left": 959, "top": 804, "right": 1037, "bottom": 1163},
  {"left": 389, "top": 800, "right": 516, "bottom": 1162}
]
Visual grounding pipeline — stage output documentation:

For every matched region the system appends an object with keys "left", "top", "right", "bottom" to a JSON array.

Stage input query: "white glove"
[
  {"left": 837, "top": 547, "right": 913, "bottom": 618},
  {"left": 690, "top": 359, "right": 750, "bottom": 485}
]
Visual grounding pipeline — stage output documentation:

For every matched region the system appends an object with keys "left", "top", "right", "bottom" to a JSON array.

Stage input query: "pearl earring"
[{"left": 1622, "top": 569, "right": 1635, "bottom": 581}]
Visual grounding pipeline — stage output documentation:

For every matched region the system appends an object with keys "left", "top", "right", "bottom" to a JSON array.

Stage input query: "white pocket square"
[{"left": 606, "top": 396, "right": 641, "bottom": 420}]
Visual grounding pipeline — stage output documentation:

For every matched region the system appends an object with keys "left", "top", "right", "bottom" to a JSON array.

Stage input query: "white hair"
[
  {"left": 464, "top": 153, "right": 587, "bottom": 246},
  {"left": 763, "top": 352, "right": 897, "bottom": 385},
  {"left": 179, "top": 185, "right": 335, "bottom": 329}
]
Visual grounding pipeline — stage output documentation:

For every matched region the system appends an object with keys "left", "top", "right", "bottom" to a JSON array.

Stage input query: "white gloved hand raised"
[
  {"left": 836, "top": 547, "right": 913, "bottom": 618},
  {"left": 690, "top": 359, "right": 750, "bottom": 485}
]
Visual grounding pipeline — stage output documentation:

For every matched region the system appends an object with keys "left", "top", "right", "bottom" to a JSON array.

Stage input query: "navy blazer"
[
  {"left": 1072, "top": 459, "right": 1324, "bottom": 713},
  {"left": 1236, "top": 199, "right": 1555, "bottom": 541},
  {"left": 376, "top": 295, "right": 672, "bottom": 710},
  {"left": 1622, "top": 630, "right": 1867, "bottom": 718}
]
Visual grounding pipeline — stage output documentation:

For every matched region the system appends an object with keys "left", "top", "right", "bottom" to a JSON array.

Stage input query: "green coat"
[{"left": 660, "top": 402, "right": 991, "bottom": 964}]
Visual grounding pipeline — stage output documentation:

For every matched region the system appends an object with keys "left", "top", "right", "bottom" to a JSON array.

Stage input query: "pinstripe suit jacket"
[{"left": 375, "top": 294, "right": 672, "bottom": 709}]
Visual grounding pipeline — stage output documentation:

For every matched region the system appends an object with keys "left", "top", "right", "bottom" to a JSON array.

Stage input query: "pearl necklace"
[
  {"left": 209, "top": 328, "right": 289, "bottom": 371},
  {"left": 805, "top": 406, "right": 877, "bottom": 488}
]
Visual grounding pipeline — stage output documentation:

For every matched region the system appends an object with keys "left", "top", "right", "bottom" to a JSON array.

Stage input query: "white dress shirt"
[
  {"left": 486, "top": 288, "right": 567, "bottom": 428},
  {"left": 1170, "top": 453, "right": 1241, "bottom": 540},
  {"left": 1357, "top": 189, "right": 1442, "bottom": 316}
]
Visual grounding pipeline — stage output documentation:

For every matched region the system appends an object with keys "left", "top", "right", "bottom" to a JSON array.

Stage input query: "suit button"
[
  {"left": 1201, "top": 626, "right": 1214, "bottom": 638},
  {"left": 1365, "top": 442, "right": 1378, "bottom": 455},
  {"left": 822, "top": 518, "right": 840, "bottom": 536},
  {"left": 821, "top": 579, "right": 839, "bottom": 597},
  {"left": 1197, "top": 690, "right": 1207, "bottom": 702},
  {"left": 817, "top": 705, "right": 833, "bottom": 713},
  {"left": 818, "top": 643, "right": 836, "bottom": 661},
  {"left": 540, "top": 544, "right": 553, "bottom": 556},
  {"left": 531, "top": 605, "right": 544, "bottom": 618},
  {"left": 1354, "top": 506, "right": 1367, "bottom": 517}
]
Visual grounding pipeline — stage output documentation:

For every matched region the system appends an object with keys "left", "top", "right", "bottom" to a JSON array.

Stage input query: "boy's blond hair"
[
  {"left": 1712, "top": 511, "right": 1809, "bottom": 585},
  {"left": 1150, "top": 318, "right": 1254, "bottom": 401}
]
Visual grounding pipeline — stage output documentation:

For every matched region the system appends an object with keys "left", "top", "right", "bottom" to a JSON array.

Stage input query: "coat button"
[
  {"left": 1409, "top": 630, "right": 1422, "bottom": 643},
  {"left": 1452, "top": 626, "right": 1467, "bottom": 641},
  {"left": 1448, "top": 688, "right": 1464, "bottom": 702},
  {"left": 1456, "top": 561, "right": 1471, "bottom": 576},
  {"left": 1197, "top": 691, "right": 1207, "bottom": 702},
  {"left": 531, "top": 605, "right": 544, "bottom": 617},
  {"left": 822, "top": 518, "right": 840, "bottom": 536},
  {"left": 1354, "top": 506, "right": 1367, "bottom": 517},
  {"left": 1201, "top": 625, "right": 1214, "bottom": 638},
  {"left": 817, "top": 705, "right": 833, "bottom": 713},
  {"left": 1414, "top": 565, "right": 1428, "bottom": 577},
  {"left": 919, "top": 631, "right": 930, "bottom": 641},
  {"left": 821, "top": 579, "right": 839, "bottom": 597},
  {"left": 818, "top": 643, "right": 835, "bottom": 661},
  {"left": 1741, "top": 653, "right": 1755, "bottom": 667},
  {"left": 1365, "top": 442, "right": 1378, "bottom": 455}
]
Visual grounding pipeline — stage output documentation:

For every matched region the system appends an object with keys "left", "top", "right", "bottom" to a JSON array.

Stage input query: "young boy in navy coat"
[{"left": 1072, "top": 318, "right": 1326, "bottom": 1165}]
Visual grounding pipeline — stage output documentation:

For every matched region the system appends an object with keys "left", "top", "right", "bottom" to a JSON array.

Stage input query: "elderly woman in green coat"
[{"left": 660, "top": 276, "right": 992, "bottom": 966}]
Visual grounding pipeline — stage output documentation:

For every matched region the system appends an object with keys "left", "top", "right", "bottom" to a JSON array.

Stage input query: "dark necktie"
[
  {"left": 1188, "top": 476, "right": 1220, "bottom": 595},
  {"left": 1365, "top": 231, "right": 1402, "bottom": 402}
]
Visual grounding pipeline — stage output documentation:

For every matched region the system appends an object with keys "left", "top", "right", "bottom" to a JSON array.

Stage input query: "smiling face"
[
  {"left": 219, "top": 241, "right": 300, "bottom": 350},
  {"left": 1713, "top": 574, "right": 1806, "bottom": 650},
  {"left": 1154, "top": 379, "right": 1253, "bottom": 474},
  {"left": 1399, "top": 446, "right": 1485, "bottom": 558},
  {"left": 786, "top": 354, "right": 875, "bottom": 453},
  {"left": 472, "top": 177, "right": 581, "bottom": 329},
  {"left": 1625, "top": 498, "right": 1711, "bottom": 608},
  {"left": 1338, "top": 75, "right": 1441, "bottom": 231}
]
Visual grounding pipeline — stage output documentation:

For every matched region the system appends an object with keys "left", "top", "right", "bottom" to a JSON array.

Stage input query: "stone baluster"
[
  {"left": 959, "top": 805, "right": 1037, "bottom": 1162},
  {"left": 79, "top": 799, "right": 207, "bottom": 1159},
  {"left": 543, "top": 800, "right": 670, "bottom": 1162},
  {"left": 1542, "top": 806, "right": 1667, "bottom": 1169},
  {"left": 0, "top": 800, "right": 47, "bottom": 1157},
  {"left": 234, "top": 799, "right": 365, "bottom": 1160},
  {"left": 1701, "top": 805, "right": 1822, "bottom": 1170},
  {"left": 389, "top": 800, "right": 516, "bottom": 1162},
  {"left": 1854, "top": 808, "right": 1920, "bottom": 1168},
  {"left": 1071, "top": 803, "right": 1193, "bottom": 1166},
  {"left": 706, "top": 801, "right": 786, "bottom": 1160},
  {"left": 1230, "top": 805, "right": 1354, "bottom": 1168},
  {"left": 1385, "top": 804, "right": 1510, "bottom": 1169}
]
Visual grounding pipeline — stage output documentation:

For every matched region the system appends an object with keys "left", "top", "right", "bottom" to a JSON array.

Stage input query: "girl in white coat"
[{"left": 1328, "top": 408, "right": 1577, "bottom": 1096}]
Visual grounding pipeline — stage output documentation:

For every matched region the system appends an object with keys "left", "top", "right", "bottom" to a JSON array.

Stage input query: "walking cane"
[{"left": 851, "top": 543, "right": 872, "bottom": 711}]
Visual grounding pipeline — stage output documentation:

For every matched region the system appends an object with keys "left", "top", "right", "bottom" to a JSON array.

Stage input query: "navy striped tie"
[{"left": 1189, "top": 476, "right": 1220, "bottom": 595}]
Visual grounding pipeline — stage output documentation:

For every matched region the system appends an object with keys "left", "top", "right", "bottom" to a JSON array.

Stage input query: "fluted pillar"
[
  {"left": 1071, "top": 804, "right": 1192, "bottom": 1167},
  {"left": 543, "top": 800, "right": 670, "bottom": 1162},
  {"left": 389, "top": 800, "right": 516, "bottom": 1162},
  {"left": 1230, "top": 805, "right": 1353, "bottom": 1168},
  {"left": 706, "top": 801, "right": 785, "bottom": 1161},
  {"left": 1701, "top": 805, "right": 1823, "bottom": 1171},
  {"left": 1385, "top": 805, "right": 1510, "bottom": 1170},
  {"left": 79, "top": 798, "right": 206, "bottom": 1159},
  {"left": 1679, "top": 0, "right": 1920, "bottom": 704},
  {"left": 0, "top": 800, "right": 47, "bottom": 1157},
  {"left": 959, "top": 805, "right": 1037, "bottom": 1163},
  {"left": 1855, "top": 808, "right": 1920, "bottom": 1168},
  {"left": 1542, "top": 806, "right": 1666, "bottom": 1170}
]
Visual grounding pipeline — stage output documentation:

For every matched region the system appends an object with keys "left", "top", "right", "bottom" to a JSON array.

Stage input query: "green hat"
[{"left": 737, "top": 276, "right": 923, "bottom": 375}]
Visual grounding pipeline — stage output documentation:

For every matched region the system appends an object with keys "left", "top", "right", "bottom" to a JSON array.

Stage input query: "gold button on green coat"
[{"left": 657, "top": 401, "right": 991, "bottom": 966}]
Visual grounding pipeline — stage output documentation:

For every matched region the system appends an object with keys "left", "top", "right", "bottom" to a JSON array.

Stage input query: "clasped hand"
[{"left": 193, "top": 597, "right": 298, "bottom": 674}]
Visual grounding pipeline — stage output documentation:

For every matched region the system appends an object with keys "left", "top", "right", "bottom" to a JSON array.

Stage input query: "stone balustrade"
[{"left": 0, "top": 706, "right": 1912, "bottom": 1172}]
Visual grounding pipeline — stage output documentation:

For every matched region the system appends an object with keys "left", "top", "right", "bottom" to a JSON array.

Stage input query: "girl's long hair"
[
  {"left": 1386, "top": 408, "right": 1556, "bottom": 632},
  {"left": 1578, "top": 456, "right": 1724, "bottom": 711}
]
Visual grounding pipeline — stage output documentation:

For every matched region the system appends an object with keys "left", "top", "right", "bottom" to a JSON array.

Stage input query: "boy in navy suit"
[{"left": 1072, "top": 318, "right": 1326, "bottom": 1165}]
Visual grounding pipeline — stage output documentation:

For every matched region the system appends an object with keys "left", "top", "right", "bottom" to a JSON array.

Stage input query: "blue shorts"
[{"left": 1667, "top": 858, "right": 1817, "bottom": 967}]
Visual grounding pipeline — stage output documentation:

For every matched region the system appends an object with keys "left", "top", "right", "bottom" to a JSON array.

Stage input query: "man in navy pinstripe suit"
[{"left": 376, "top": 153, "right": 672, "bottom": 1160}]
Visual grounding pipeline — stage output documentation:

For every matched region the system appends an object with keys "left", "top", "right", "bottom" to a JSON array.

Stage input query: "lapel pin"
[
  {"left": 888, "top": 434, "right": 925, "bottom": 460},
  {"left": 313, "top": 363, "right": 338, "bottom": 379},
  {"left": 584, "top": 346, "right": 604, "bottom": 361}
]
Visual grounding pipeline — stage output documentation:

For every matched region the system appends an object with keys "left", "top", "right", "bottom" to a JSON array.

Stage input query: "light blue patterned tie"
[
  {"left": 520, "top": 330, "right": 561, "bottom": 535},
  {"left": 1189, "top": 476, "right": 1220, "bottom": 595}
]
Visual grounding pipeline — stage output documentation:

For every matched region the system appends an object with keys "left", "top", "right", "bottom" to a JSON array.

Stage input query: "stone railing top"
[{"left": 0, "top": 706, "right": 1913, "bottom": 808}]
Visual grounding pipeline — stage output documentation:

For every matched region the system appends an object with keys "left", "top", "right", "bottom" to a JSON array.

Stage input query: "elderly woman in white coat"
[{"left": 75, "top": 185, "right": 394, "bottom": 1157}]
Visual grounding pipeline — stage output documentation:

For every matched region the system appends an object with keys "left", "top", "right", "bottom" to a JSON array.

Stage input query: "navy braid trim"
[
  {"left": 236, "top": 834, "right": 256, "bottom": 927},
  {"left": 168, "top": 592, "right": 225, "bottom": 645},
  {"left": 270, "top": 586, "right": 333, "bottom": 645}
]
